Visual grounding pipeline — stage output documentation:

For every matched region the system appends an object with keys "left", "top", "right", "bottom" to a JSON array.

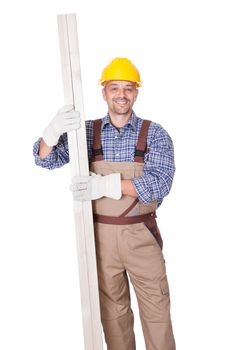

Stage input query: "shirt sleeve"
[
  {"left": 132, "top": 124, "right": 175, "bottom": 206},
  {"left": 33, "top": 120, "right": 93, "bottom": 170},
  {"left": 33, "top": 134, "right": 69, "bottom": 170}
]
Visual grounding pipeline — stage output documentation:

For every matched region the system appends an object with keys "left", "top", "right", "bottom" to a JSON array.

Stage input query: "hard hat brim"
[{"left": 98, "top": 79, "right": 142, "bottom": 88}]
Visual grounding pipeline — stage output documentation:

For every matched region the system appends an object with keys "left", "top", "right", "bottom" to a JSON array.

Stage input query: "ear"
[
  {"left": 134, "top": 88, "right": 139, "bottom": 102},
  {"left": 102, "top": 87, "right": 107, "bottom": 101}
]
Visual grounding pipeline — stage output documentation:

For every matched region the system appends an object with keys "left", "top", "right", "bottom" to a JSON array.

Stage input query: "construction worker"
[{"left": 33, "top": 58, "right": 176, "bottom": 350}]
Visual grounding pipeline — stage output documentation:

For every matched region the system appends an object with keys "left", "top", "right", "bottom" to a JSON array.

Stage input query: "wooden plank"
[{"left": 57, "top": 14, "right": 103, "bottom": 350}]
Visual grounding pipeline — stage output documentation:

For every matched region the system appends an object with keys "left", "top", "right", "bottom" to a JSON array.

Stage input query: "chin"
[{"left": 115, "top": 108, "right": 131, "bottom": 115}]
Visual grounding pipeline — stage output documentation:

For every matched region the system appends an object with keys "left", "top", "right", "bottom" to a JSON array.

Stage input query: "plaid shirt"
[{"left": 33, "top": 112, "right": 175, "bottom": 206}]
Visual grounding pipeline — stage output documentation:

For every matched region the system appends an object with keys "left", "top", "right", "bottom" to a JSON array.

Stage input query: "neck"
[{"left": 108, "top": 111, "right": 132, "bottom": 128}]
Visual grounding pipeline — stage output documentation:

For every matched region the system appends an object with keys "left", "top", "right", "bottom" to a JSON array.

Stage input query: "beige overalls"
[{"left": 90, "top": 119, "right": 176, "bottom": 350}]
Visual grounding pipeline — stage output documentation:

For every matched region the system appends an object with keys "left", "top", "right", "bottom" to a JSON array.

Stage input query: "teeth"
[{"left": 116, "top": 101, "right": 127, "bottom": 105}]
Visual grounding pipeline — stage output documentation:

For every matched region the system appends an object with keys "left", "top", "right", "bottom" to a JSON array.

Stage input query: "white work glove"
[
  {"left": 70, "top": 172, "right": 122, "bottom": 201},
  {"left": 42, "top": 105, "right": 81, "bottom": 146}
]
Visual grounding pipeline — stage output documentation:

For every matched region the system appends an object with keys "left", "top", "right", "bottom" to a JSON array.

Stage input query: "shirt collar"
[{"left": 102, "top": 111, "right": 138, "bottom": 131}]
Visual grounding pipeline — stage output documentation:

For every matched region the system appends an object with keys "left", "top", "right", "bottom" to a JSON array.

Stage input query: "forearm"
[
  {"left": 39, "top": 139, "right": 53, "bottom": 159},
  {"left": 132, "top": 170, "right": 174, "bottom": 206},
  {"left": 33, "top": 134, "right": 69, "bottom": 170},
  {"left": 121, "top": 179, "right": 138, "bottom": 198}
]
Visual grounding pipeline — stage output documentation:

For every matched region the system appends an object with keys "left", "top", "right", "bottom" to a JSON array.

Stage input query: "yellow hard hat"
[{"left": 99, "top": 57, "right": 142, "bottom": 87}]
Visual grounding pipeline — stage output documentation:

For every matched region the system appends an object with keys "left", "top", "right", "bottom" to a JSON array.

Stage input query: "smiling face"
[{"left": 102, "top": 80, "right": 138, "bottom": 121}]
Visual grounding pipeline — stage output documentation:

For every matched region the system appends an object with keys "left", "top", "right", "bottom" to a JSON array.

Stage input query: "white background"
[{"left": 0, "top": 0, "right": 233, "bottom": 349}]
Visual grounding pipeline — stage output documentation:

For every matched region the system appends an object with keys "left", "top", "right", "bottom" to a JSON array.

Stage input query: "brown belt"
[
  {"left": 93, "top": 211, "right": 163, "bottom": 250},
  {"left": 93, "top": 212, "right": 156, "bottom": 225}
]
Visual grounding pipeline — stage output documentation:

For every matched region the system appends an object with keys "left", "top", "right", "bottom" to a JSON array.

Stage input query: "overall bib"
[{"left": 90, "top": 119, "right": 176, "bottom": 350}]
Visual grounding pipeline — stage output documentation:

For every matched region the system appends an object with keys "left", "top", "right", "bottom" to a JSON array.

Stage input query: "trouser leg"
[
  {"left": 125, "top": 223, "right": 176, "bottom": 350},
  {"left": 95, "top": 223, "right": 136, "bottom": 350}
]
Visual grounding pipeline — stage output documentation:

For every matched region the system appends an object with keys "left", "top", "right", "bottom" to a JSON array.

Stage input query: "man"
[{"left": 33, "top": 57, "right": 176, "bottom": 350}]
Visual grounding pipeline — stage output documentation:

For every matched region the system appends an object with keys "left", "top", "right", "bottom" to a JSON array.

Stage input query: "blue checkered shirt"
[{"left": 33, "top": 112, "right": 175, "bottom": 206}]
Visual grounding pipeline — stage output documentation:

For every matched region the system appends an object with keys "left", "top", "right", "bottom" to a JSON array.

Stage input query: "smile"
[{"left": 114, "top": 99, "right": 129, "bottom": 106}]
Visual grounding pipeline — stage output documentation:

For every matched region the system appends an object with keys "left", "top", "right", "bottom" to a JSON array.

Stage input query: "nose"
[{"left": 117, "top": 88, "right": 126, "bottom": 97}]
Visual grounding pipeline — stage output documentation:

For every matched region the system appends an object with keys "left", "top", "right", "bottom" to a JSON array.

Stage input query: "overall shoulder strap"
[
  {"left": 92, "top": 119, "right": 104, "bottom": 161},
  {"left": 134, "top": 119, "right": 151, "bottom": 163}
]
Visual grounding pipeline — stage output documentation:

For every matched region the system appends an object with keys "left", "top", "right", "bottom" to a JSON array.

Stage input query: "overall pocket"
[{"left": 144, "top": 218, "right": 163, "bottom": 250}]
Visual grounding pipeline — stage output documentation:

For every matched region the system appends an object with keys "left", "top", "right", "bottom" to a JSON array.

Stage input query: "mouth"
[{"left": 113, "top": 99, "right": 129, "bottom": 106}]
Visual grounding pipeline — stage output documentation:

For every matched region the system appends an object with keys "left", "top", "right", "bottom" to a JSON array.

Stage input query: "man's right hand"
[
  {"left": 70, "top": 172, "right": 122, "bottom": 201},
  {"left": 42, "top": 105, "right": 81, "bottom": 146}
]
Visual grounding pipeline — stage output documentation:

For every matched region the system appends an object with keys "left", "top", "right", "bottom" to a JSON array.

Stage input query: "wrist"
[
  {"left": 39, "top": 138, "right": 53, "bottom": 159},
  {"left": 121, "top": 179, "right": 138, "bottom": 198}
]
